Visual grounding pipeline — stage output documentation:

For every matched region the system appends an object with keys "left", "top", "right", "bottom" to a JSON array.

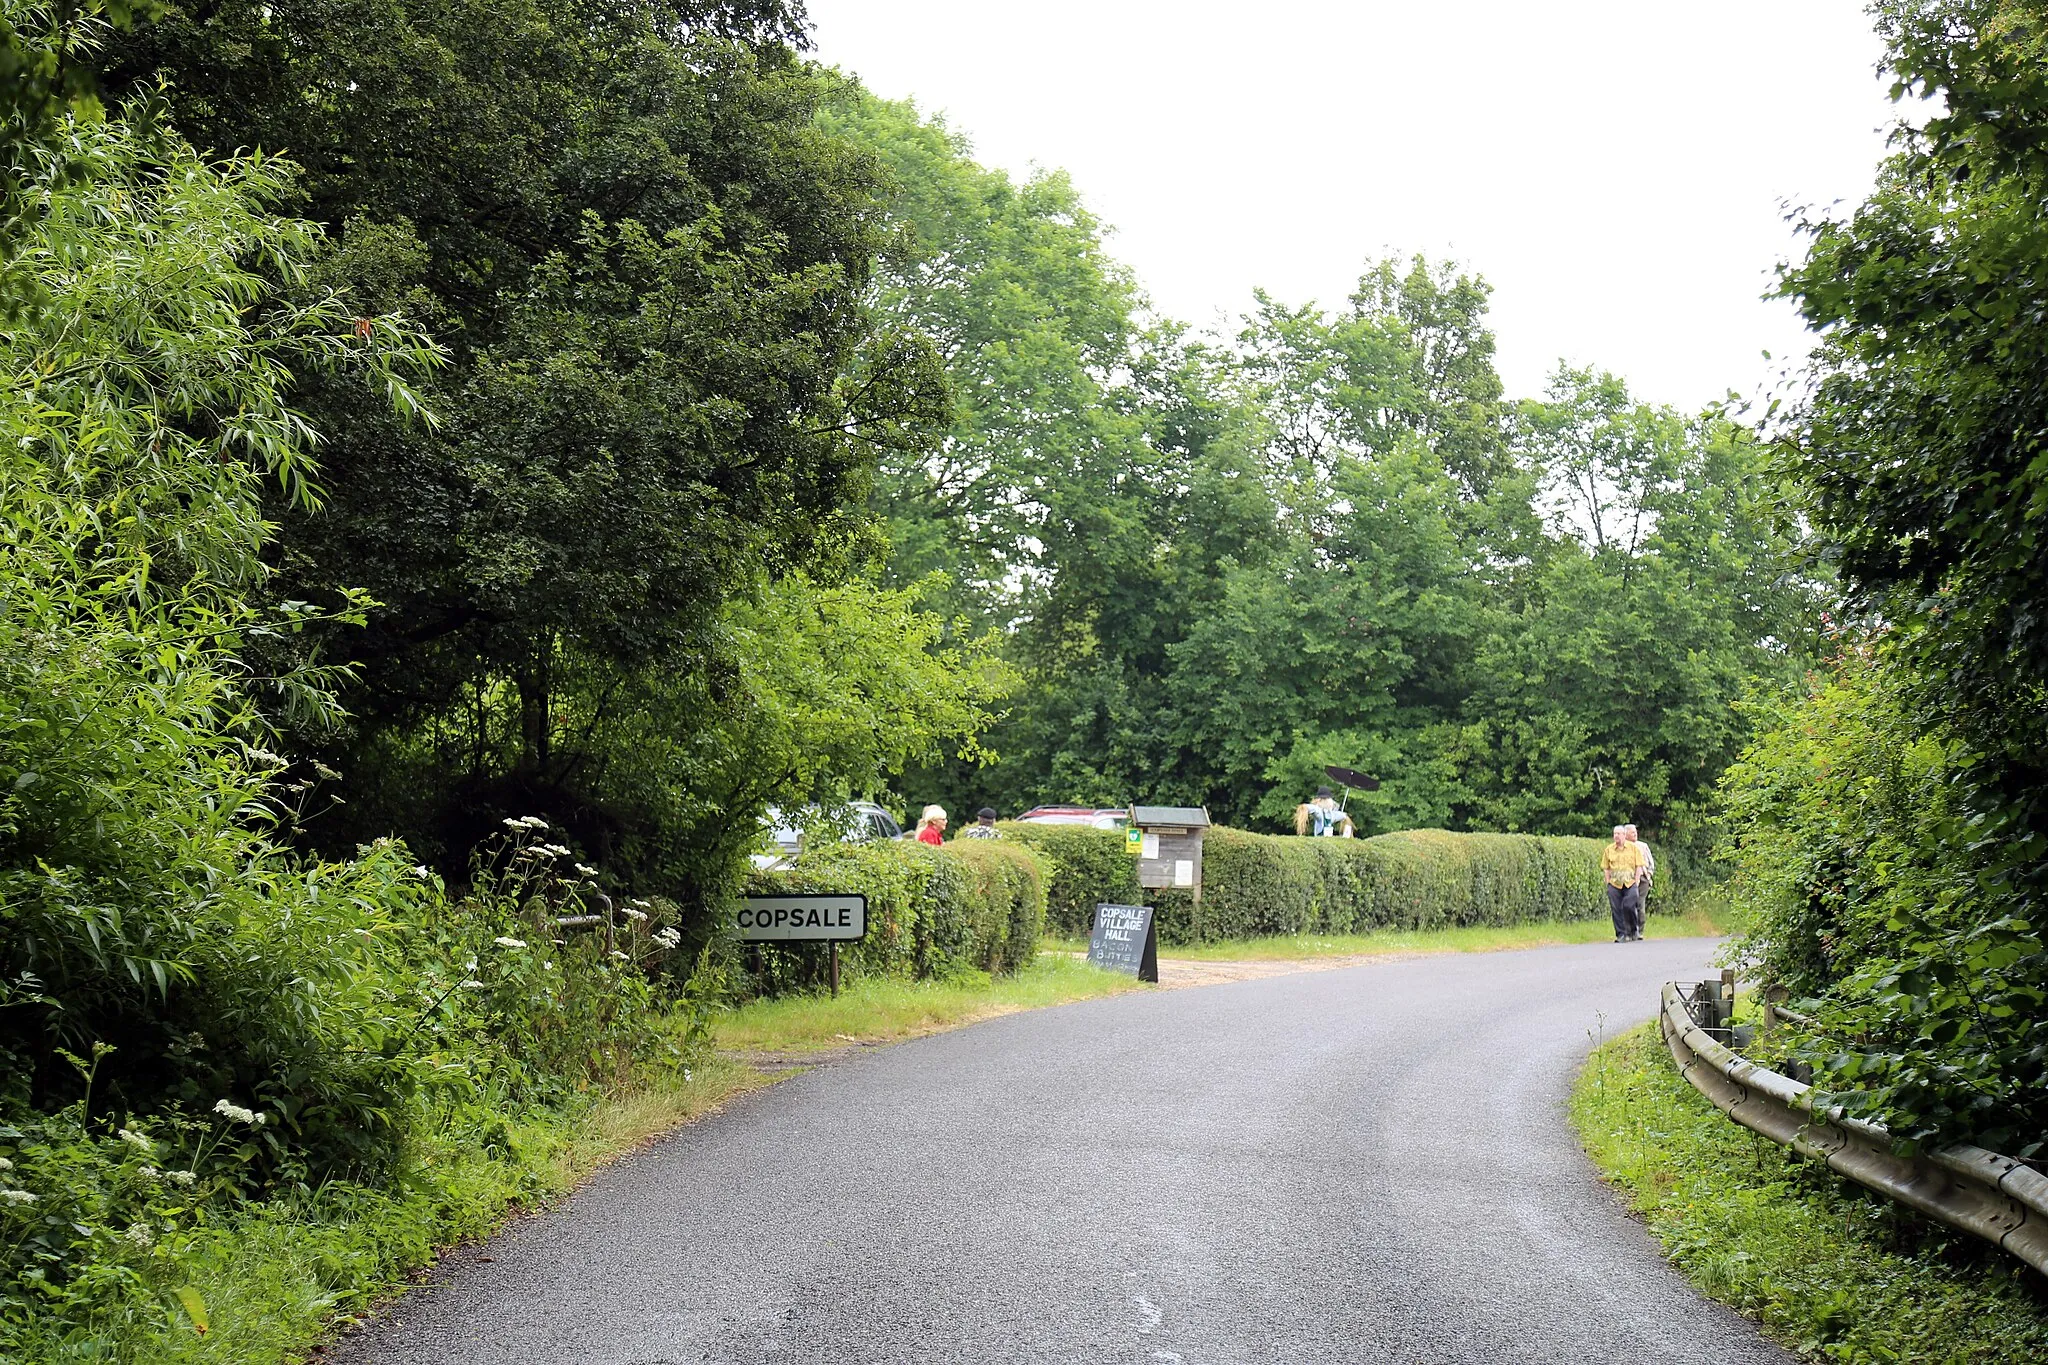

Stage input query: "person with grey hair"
[
  {"left": 1600, "top": 824, "right": 1647, "bottom": 942},
  {"left": 1625, "top": 824, "right": 1655, "bottom": 938}
]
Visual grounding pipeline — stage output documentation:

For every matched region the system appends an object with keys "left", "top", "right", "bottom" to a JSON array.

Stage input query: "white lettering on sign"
[{"left": 737, "top": 894, "right": 867, "bottom": 942}]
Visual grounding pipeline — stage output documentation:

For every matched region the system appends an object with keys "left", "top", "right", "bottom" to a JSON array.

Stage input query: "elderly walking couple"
[{"left": 1601, "top": 824, "right": 1655, "bottom": 943}]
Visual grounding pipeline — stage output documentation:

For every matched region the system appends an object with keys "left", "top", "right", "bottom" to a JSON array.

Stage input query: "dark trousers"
[{"left": 1608, "top": 883, "right": 1643, "bottom": 939}]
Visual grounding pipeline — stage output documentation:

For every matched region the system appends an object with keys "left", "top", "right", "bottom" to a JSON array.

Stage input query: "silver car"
[{"left": 751, "top": 801, "right": 904, "bottom": 870}]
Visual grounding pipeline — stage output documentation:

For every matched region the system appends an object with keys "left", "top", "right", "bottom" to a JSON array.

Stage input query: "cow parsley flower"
[
  {"left": 124, "top": 1222, "right": 154, "bottom": 1249},
  {"left": 0, "top": 1157, "right": 13, "bottom": 1172},
  {"left": 211, "top": 1099, "right": 262, "bottom": 1125},
  {"left": 493, "top": 936, "right": 527, "bottom": 949},
  {"left": 138, "top": 1165, "right": 159, "bottom": 1180},
  {"left": 164, "top": 1170, "right": 197, "bottom": 1188},
  {"left": 620, "top": 906, "right": 648, "bottom": 922},
  {"left": 574, "top": 863, "right": 598, "bottom": 877},
  {"left": 652, "top": 927, "right": 681, "bottom": 949},
  {"left": 608, "top": 950, "right": 629, "bottom": 962},
  {"left": 1, "top": 1190, "right": 35, "bottom": 1206},
  {"left": 117, "top": 1128, "right": 153, "bottom": 1153},
  {"left": 460, "top": 980, "right": 488, "bottom": 991}
]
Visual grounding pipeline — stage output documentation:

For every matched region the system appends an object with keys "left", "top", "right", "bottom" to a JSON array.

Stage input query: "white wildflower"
[
  {"left": 620, "top": 906, "right": 648, "bottom": 922},
  {"left": 459, "top": 980, "right": 488, "bottom": 991},
  {"left": 313, "top": 761, "right": 342, "bottom": 780},
  {"left": 211, "top": 1099, "right": 260, "bottom": 1125},
  {"left": 117, "top": 1128, "right": 153, "bottom": 1154},
  {"left": 683, "top": 1068, "right": 693, "bottom": 1082},
  {"left": 608, "top": 950, "right": 628, "bottom": 962},
  {"left": 542, "top": 961, "right": 556, "bottom": 971},
  {"left": 124, "top": 1222, "right": 154, "bottom": 1249},
  {"left": 164, "top": 1171, "right": 197, "bottom": 1188},
  {"left": 652, "top": 927, "right": 681, "bottom": 949},
  {"left": 502, "top": 817, "right": 525, "bottom": 829},
  {"left": 573, "top": 863, "right": 598, "bottom": 877},
  {"left": 412, "top": 865, "right": 433, "bottom": 879},
  {"left": 138, "top": 1166, "right": 159, "bottom": 1180},
  {"left": 540, "top": 843, "right": 573, "bottom": 859},
  {"left": 245, "top": 748, "right": 287, "bottom": 767},
  {"left": 493, "top": 936, "right": 527, "bottom": 949},
  {"left": 0, "top": 1157, "right": 11, "bottom": 1171},
  {"left": 1, "top": 1190, "right": 35, "bottom": 1206}
]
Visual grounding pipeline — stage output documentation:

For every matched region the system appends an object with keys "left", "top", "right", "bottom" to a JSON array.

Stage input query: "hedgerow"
[
  {"left": 1003, "top": 824, "right": 1607, "bottom": 943},
  {"left": 742, "top": 839, "right": 1048, "bottom": 992}
]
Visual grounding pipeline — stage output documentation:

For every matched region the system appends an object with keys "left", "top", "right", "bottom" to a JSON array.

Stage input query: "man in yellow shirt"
[{"left": 1601, "top": 824, "right": 1647, "bottom": 942}]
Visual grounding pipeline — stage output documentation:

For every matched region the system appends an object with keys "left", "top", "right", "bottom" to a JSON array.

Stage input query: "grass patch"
[
  {"left": 1046, "top": 897, "right": 1732, "bottom": 962},
  {"left": 1571, "top": 1022, "right": 2048, "bottom": 1363},
  {"left": 713, "top": 952, "right": 1143, "bottom": 1053}
]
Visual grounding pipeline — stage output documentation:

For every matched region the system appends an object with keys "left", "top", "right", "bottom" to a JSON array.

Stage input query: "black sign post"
[
  {"left": 738, "top": 893, "right": 867, "bottom": 997},
  {"left": 1087, "top": 903, "right": 1158, "bottom": 983}
]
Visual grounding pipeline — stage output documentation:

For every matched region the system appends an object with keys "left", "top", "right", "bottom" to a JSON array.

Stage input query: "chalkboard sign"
[{"left": 1088, "top": 903, "right": 1158, "bottom": 982}]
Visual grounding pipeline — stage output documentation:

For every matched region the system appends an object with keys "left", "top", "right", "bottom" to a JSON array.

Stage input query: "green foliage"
[
  {"left": 1719, "top": 0, "right": 2048, "bottom": 1154},
  {"left": 1003, "top": 824, "right": 1606, "bottom": 944},
  {"left": 835, "top": 96, "right": 1822, "bottom": 857},
  {"left": 992, "top": 823, "right": 1144, "bottom": 940},
  {"left": 0, "top": 109, "right": 438, "bottom": 1142},
  {"left": 744, "top": 838, "right": 1047, "bottom": 990},
  {"left": 92, "top": 1, "right": 970, "bottom": 908},
  {"left": 1574, "top": 1024, "right": 2048, "bottom": 1363}
]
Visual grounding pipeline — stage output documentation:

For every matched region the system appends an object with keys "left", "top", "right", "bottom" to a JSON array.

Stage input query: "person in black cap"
[{"left": 960, "top": 807, "right": 1003, "bottom": 840}]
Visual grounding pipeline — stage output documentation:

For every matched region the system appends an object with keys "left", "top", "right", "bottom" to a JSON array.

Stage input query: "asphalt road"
[{"left": 338, "top": 939, "right": 1792, "bottom": 1364}]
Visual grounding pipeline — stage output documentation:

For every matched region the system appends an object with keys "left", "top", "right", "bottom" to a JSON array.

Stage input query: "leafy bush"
[
  {"left": 744, "top": 839, "right": 1049, "bottom": 991},
  {"left": 0, "top": 111, "right": 701, "bottom": 1356},
  {"left": 1005, "top": 823, "right": 1606, "bottom": 942},
  {"left": 1722, "top": 644, "right": 2048, "bottom": 1155}
]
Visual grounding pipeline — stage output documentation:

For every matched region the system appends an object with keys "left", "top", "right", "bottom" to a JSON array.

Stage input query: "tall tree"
[{"left": 100, "top": 2, "right": 954, "bottom": 882}]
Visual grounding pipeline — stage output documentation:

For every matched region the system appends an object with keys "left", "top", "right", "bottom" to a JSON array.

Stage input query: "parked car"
[
  {"left": 752, "top": 801, "right": 904, "bottom": 869},
  {"left": 1013, "top": 805, "right": 1128, "bottom": 829}
]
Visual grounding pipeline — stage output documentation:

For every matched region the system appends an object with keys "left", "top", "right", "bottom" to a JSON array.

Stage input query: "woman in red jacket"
[{"left": 911, "top": 805, "right": 947, "bottom": 845}]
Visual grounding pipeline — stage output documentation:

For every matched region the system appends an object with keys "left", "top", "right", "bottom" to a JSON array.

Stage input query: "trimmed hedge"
[
  {"left": 1002, "top": 823, "right": 1607, "bottom": 944},
  {"left": 743, "top": 838, "right": 1047, "bottom": 989}
]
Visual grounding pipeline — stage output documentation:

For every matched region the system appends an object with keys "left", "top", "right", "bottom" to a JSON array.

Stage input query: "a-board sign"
[
  {"left": 1088, "top": 903, "right": 1158, "bottom": 982},
  {"left": 737, "top": 893, "right": 867, "bottom": 942}
]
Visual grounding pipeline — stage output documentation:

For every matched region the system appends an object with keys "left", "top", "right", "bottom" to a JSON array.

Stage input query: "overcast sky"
[{"left": 808, "top": 1, "right": 1900, "bottom": 413}]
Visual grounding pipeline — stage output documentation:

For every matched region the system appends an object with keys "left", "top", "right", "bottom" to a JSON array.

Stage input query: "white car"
[{"left": 751, "top": 801, "right": 904, "bottom": 870}]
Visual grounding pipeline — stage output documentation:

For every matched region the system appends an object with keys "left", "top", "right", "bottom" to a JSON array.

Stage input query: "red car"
[{"left": 1013, "top": 806, "right": 1128, "bottom": 829}]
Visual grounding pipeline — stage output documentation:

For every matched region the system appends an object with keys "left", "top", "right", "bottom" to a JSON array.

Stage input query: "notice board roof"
[{"left": 1130, "top": 805, "right": 1211, "bottom": 829}]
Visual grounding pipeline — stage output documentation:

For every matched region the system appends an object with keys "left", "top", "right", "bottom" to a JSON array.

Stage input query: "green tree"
[
  {"left": 1733, "top": 0, "right": 2048, "bottom": 1151},
  {"left": 0, "top": 107, "right": 440, "bottom": 1156},
  {"left": 101, "top": 3, "right": 958, "bottom": 886}
]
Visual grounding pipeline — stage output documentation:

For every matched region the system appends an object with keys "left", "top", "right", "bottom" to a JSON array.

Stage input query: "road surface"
[{"left": 338, "top": 938, "right": 1790, "bottom": 1364}]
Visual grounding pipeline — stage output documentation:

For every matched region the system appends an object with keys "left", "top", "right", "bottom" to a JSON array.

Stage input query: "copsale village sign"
[{"left": 736, "top": 894, "right": 867, "bottom": 942}]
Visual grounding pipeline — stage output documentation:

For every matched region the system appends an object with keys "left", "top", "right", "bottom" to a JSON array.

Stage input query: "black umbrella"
[{"left": 1322, "top": 765, "right": 1381, "bottom": 810}]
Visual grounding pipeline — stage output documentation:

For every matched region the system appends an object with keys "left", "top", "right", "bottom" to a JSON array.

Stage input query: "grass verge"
[
  {"left": 714, "top": 952, "right": 1142, "bottom": 1054},
  {"left": 1571, "top": 1022, "right": 2048, "bottom": 1363},
  {"left": 1047, "top": 897, "right": 1731, "bottom": 962},
  {"left": 113, "top": 954, "right": 1134, "bottom": 1363}
]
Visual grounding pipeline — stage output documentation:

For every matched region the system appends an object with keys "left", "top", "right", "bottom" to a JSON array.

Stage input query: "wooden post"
[{"left": 830, "top": 941, "right": 840, "bottom": 999}]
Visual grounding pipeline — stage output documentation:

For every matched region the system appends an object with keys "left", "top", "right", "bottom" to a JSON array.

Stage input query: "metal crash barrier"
[{"left": 1659, "top": 980, "right": 2048, "bottom": 1276}]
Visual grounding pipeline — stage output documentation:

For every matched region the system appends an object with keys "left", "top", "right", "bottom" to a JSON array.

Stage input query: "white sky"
[{"left": 808, "top": 1, "right": 1900, "bottom": 412}]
